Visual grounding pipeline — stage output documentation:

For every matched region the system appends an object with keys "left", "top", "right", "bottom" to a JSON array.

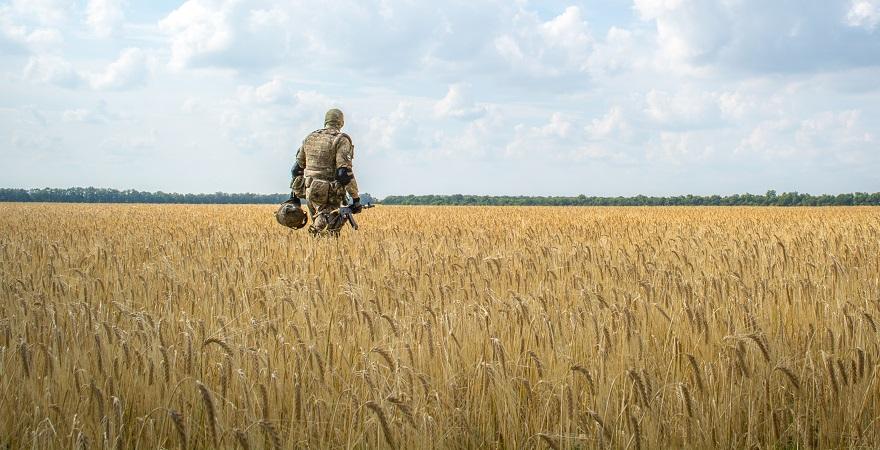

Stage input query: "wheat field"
[{"left": 1, "top": 204, "right": 879, "bottom": 449}]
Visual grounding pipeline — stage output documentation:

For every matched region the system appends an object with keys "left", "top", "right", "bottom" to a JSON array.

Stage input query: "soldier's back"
[{"left": 302, "top": 128, "right": 339, "bottom": 181}]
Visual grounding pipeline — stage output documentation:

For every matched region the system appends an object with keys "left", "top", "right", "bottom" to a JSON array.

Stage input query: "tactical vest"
[
  {"left": 302, "top": 128, "right": 350, "bottom": 206},
  {"left": 302, "top": 128, "right": 349, "bottom": 181}
]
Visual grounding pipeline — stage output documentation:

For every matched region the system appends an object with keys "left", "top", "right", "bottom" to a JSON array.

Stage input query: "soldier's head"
[{"left": 324, "top": 108, "right": 344, "bottom": 129}]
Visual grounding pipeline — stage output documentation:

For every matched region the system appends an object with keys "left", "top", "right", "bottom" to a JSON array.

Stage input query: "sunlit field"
[{"left": 1, "top": 204, "right": 879, "bottom": 449}]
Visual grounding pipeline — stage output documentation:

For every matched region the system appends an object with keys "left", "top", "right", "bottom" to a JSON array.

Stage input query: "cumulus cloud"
[
  {"left": 643, "top": 88, "right": 722, "bottom": 127},
  {"left": 159, "top": 0, "right": 295, "bottom": 71},
  {"left": 505, "top": 113, "right": 575, "bottom": 158},
  {"left": 9, "top": 0, "right": 71, "bottom": 25},
  {"left": 847, "top": 0, "right": 880, "bottom": 30},
  {"left": 586, "top": 106, "right": 630, "bottom": 140},
  {"left": 738, "top": 109, "right": 874, "bottom": 162},
  {"left": 89, "top": 48, "right": 149, "bottom": 90},
  {"left": 159, "top": 0, "right": 240, "bottom": 70},
  {"left": 586, "top": 27, "right": 646, "bottom": 75},
  {"left": 646, "top": 131, "right": 715, "bottom": 164},
  {"left": 216, "top": 78, "right": 339, "bottom": 154},
  {"left": 62, "top": 100, "right": 123, "bottom": 123},
  {"left": 154, "top": 1, "right": 600, "bottom": 82},
  {"left": 86, "top": 0, "right": 124, "bottom": 38},
  {"left": 100, "top": 129, "right": 159, "bottom": 160},
  {"left": 0, "top": 25, "right": 62, "bottom": 52},
  {"left": 23, "top": 48, "right": 152, "bottom": 91},
  {"left": 23, "top": 54, "right": 83, "bottom": 87},
  {"left": 11, "top": 131, "right": 60, "bottom": 150},
  {"left": 236, "top": 77, "right": 297, "bottom": 105},
  {"left": 0, "top": 6, "right": 64, "bottom": 53},
  {"left": 539, "top": 6, "right": 592, "bottom": 62},
  {"left": 159, "top": 0, "right": 234, "bottom": 68},
  {"left": 634, "top": 0, "right": 880, "bottom": 73},
  {"left": 494, "top": 6, "right": 593, "bottom": 77},
  {"left": 365, "top": 102, "right": 424, "bottom": 155},
  {"left": 434, "top": 83, "right": 487, "bottom": 120}
]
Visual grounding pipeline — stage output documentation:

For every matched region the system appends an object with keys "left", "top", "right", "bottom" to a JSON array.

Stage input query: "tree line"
[
  {"left": 0, "top": 187, "right": 377, "bottom": 205},
  {"left": 0, "top": 187, "right": 289, "bottom": 204},
  {"left": 1, "top": 187, "right": 878, "bottom": 206},
  {"left": 382, "top": 191, "right": 880, "bottom": 206}
]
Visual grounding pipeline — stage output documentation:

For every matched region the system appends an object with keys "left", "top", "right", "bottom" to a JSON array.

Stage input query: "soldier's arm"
[
  {"left": 345, "top": 176, "right": 359, "bottom": 199},
  {"left": 295, "top": 145, "right": 305, "bottom": 170},
  {"left": 289, "top": 146, "right": 306, "bottom": 203},
  {"left": 335, "top": 136, "right": 359, "bottom": 198}
]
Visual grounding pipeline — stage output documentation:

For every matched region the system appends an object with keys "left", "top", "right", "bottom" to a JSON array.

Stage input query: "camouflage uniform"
[{"left": 291, "top": 109, "right": 359, "bottom": 235}]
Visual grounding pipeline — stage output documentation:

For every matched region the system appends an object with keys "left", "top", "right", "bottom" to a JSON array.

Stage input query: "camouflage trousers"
[{"left": 308, "top": 203, "right": 343, "bottom": 236}]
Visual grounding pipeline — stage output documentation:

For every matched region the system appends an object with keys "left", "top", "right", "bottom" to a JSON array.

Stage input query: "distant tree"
[
  {"left": 3, "top": 188, "right": 879, "bottom": 206},
  {"left": 379, "top": 191, "right": 880, "bottom": 207}
]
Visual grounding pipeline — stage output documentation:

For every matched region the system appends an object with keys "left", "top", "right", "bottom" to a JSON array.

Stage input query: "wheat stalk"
[
  {"left": 196, "top": 381, "right": 218, "bottom": 446},
  {"left": 366, "top": 401, "right": 396, "bottom": 450}
]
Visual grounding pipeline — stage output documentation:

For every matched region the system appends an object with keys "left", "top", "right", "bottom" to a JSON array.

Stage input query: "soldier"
[{"left": 285, "top": 108, "right": 363, "bottom": 236}]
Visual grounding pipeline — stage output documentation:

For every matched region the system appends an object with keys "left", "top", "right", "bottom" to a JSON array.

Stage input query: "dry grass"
[{"left": 1, "top": 203, "right": 879, "bottom": 449}]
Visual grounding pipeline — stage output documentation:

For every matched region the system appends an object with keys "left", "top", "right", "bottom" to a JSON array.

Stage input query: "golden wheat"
[{"left": 1, "top": 204, "right": 879, "bottom": 448}]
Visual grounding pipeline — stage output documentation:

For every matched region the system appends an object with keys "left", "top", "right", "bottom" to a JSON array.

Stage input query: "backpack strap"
[{"left": 332, "top": 132, "right": 351, "bottom": 147}]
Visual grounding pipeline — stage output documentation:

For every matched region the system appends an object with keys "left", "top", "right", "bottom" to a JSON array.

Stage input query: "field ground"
[{"left": 1, "top": 204, "right": 879, "bottom": 449}]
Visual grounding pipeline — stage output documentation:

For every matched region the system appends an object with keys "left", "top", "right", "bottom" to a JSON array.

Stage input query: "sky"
[{"left": 1, "top": 0, "right": 879, "bottom": 197}]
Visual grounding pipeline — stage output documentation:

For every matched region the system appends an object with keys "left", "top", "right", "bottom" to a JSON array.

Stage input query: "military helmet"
[
  {"left": 324, "top": 108, "right": 344, "bottom": 128},
  {"left": 275, "top": 203, "right": 308, "bottom": 229}
]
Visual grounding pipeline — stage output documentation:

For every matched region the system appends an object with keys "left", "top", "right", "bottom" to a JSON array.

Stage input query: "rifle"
[{"left": 335, "top": 203, "right": 374, "bottom": 230}]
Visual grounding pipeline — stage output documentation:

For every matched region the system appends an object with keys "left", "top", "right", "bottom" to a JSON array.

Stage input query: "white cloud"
[
  {"left": 586, "top": 27, "right": 644, "bottom": 75},
  {"left": 217, "top": 80, "right": 337, "bottom": 154},
  {"left": 159, "top": 0, "right": 290, "bottom": 71},
  {"left": 11, "top": 131, "right": 59, "bottom": 150},
  {"left": 86, "top": 0, "right": 124, "bottom": 38},
  {"left": 505, "top": 113, "right": 574, "bottom": 159},
  {"left": 23, "top": 48, "right": 151, "bottom": 91},
  {"left": 795, "top": 110, "right": 873, "bottom": 150},
  {"left": 159, "top": 0, "right": 238, "bottom": 70},
  {"left": 100, "top": 129, "right": 159, "bottom": 160},
  {"left": 181, "top": 97, "right": 201, "bottom": 113},
  {"left": 63, "top": 109, "right": 95, "bottom": 122},
  {"left": 737, "top": 118, "right": 798, "bottom": 158},
  {"left": 23, "top": 55, "right": 83, "bottom": 88},
  {"left": 587, "top": 106, "right": 629, "bottom": 140},
  {"left": 643, "top": 88, "right": 721, "bottom": 126},
  {"left": 738, "top": 109, "right": 874, "bottom": 162},
  {"left": 494, "top": 6, "right": 594, "bottom": 77},
  {"left": 634, "top": 0, "right": 880, "bottom": 73},
  {"left": 432, "top": 108, "right": 505, "bottom": 160},
  {"left": 10, "top": 0, "right": 71, "bottom": 25},
  {"left": 633, "top": 0, "right": 685, "bottom": 20},
  {"left": 26, "top": 27, "right": 62, "bottom": 47},
  {"left": 635, "top": 0, "right": 731, "bottom": 69},
  {"left": 539, "top": 6, "right": 592, "bottom": 67},
  {"left": 434, "top": 83, "right": 487, "bottom": 120},
  {"left": 237, "top": 77, "right": 296, "bottom": 105},
  {"left": 365, "top": 102, "right": 424, "bottom": 155},
  {"left": 646, "top": 131, "right": 715, "bottom": 163},
  {"left": 89, "top": 48, "right": 149, "bottom": 90},
  {"left": 62, "top": 101, "right": 122, "bottom": 123},
  {"left": 847, "top": 0, "right": 880, "bottom": 30},
  {"left": 0, "top": 7, "right": 63, "bottom": 52}
]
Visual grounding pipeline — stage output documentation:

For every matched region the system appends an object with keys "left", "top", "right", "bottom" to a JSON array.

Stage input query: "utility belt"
[{"left": 302, "top": 174, "right": 344, "bottom": 206}]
